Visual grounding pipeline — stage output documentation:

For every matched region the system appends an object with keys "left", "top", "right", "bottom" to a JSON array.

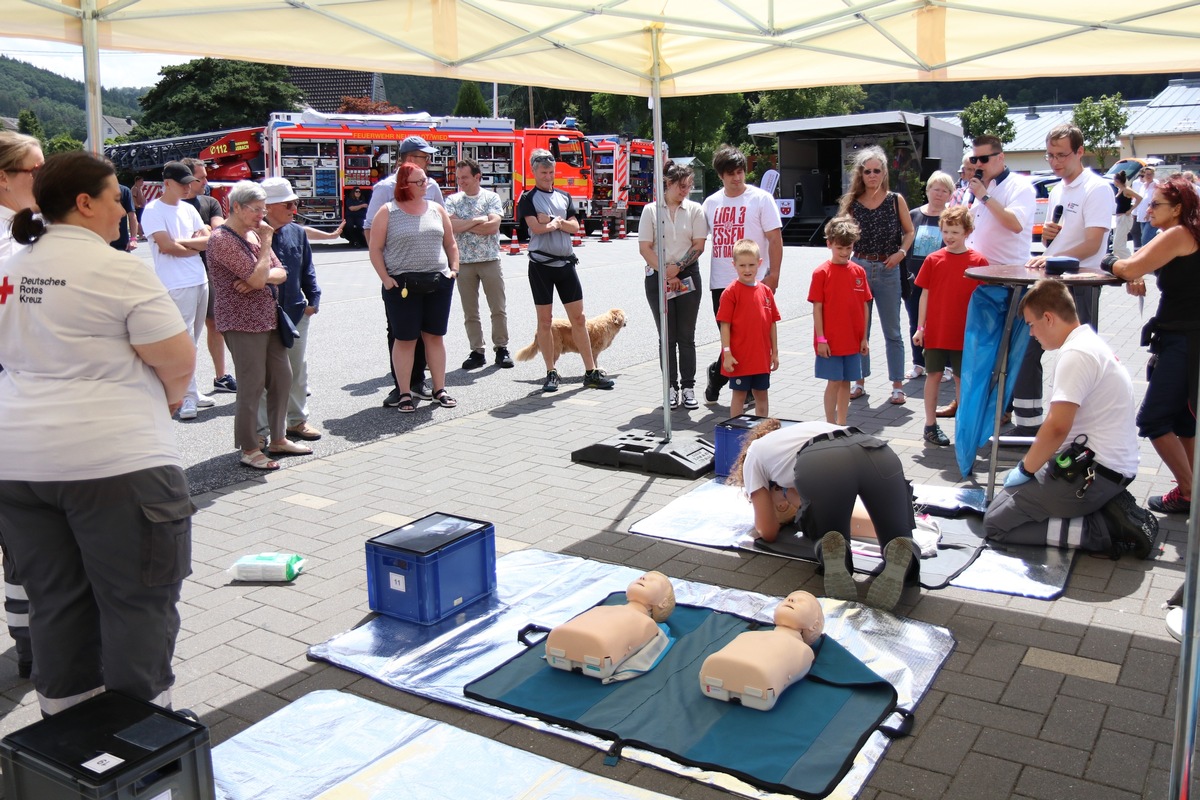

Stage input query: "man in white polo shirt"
[
  {"left": 964, "top": 134, "right": 1035, "bottom": 267},
  {"left": 140, "top": 161, "right": 211, "bottom": 420}
]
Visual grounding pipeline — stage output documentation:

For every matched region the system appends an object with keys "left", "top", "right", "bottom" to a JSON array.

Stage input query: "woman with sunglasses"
[
  {"left": 207, "top": 180, "right": 311, "bottom": 471},
  {"left": 1107, "top": 174, "right": 1200, "bottom": 517},
  {"left": 837, "top": 146, "right": 915, "bottom": 405},
  {"left": 0, "top": 152, "right": 196, "bottom": 714}
]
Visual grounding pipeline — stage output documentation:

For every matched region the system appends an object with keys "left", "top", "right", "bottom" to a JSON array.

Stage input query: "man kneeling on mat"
[
  {"left": 983, "top": 279, "right": 1160, "bottom": 558},
  {"left": 726, "top": 419, "right": 919, "bottom": 612}
]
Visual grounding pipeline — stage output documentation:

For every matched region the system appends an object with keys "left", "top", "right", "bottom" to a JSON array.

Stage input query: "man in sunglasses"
[{"left": 964, "top": 135, "right": 1036, "bottom": 269}]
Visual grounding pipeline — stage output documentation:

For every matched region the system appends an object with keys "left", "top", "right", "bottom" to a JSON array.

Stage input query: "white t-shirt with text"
[
  {"left": 1044, "top": 169, "right": 1115, "bottom": 269},
  {"left": 702, "top": 185, "right": 781, "bottom": 288}
]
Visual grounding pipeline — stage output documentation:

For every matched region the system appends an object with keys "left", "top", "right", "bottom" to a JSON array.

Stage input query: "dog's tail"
[{"left": 513, "top": 338, "right": 540, "bottom": 362}]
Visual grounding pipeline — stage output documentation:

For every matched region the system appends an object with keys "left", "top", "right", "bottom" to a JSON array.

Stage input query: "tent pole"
[
  {"left": 81, "top": 0, "right": 104, "bottom": 155},
  {"left": 1167, "top": 357, "right": 1200, "bottom": 797},
  {"left": 651, "top": 28, "right": 670, "bottom": 442}
]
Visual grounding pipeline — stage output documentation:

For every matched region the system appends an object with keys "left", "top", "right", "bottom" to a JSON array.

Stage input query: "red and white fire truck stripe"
[{"left": 615, "top": 145, "right": 629, "bottom": 206}]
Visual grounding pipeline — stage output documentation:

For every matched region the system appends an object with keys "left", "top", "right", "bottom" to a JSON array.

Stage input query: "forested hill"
[{"left": 0, "top": 56, "right": 145, "bottom": 139}]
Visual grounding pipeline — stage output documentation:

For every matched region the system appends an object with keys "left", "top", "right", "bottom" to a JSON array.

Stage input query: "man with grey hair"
[
  {"left": 518, "top": 149, "right": 613, "bottom": 392},
  {"left": 365, "top": 136, "right": 444, "bottom": 406}
]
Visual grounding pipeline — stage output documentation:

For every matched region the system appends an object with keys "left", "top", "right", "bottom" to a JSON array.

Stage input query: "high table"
[{"left": 963, "top": 264, "right": 1122, "bottom": 502}]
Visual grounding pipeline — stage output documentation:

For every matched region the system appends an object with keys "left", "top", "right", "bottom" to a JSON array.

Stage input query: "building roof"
[
  {"left": 102, "top": 114, "right": 136, "bottom": 136},
  {"left": 285, "top": 67, "right": 385, "bottom": 113},
  {"left": 931, "top": 99, "right": 1154, "bottom": 154},
  {"left": 748, "top": 111, "right": 961, "bottom": 139},
  {"left": 0, "top": 117, "right": 18, "bottom": 132},
  {"left": 1125, "top": 78, "right": 1200, "bottom": 136}
]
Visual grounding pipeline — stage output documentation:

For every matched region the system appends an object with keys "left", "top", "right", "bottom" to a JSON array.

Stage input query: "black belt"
[
  {"left": 854, "top": 253, "right": 891, "bottom": 262},
  {"left": 1093, "top": 461, "right": 1134, "bottom": 487}
]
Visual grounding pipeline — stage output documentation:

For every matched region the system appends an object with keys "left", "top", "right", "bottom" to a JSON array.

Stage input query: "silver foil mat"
[
  {"left": 309, "top": 550, "right": 956, "bottom": 800},
  {"left": 212, "top": 690, "right": 675, "bottom": 800},
  {"left": 630, "top": 479, "right": 1072, "bottom": 600}
]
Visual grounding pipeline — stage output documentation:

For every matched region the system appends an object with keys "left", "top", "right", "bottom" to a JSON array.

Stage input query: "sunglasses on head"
[
  {"left": 531, "top": 155, "right": 555, "bottom": 166},
  {"left": 968, "top": 153, "right": 999, "bottom": 165}
]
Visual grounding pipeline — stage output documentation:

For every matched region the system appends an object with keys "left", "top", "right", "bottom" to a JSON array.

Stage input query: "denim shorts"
[
  {"left": 1137, "top": 332, "right": 1197, "bottom": 439},
  {"left": 729, "top": 373, "right": 771, "bottom": 392},
  {"left": 815, "top": 354, "right": 863, "bottom": 382}
]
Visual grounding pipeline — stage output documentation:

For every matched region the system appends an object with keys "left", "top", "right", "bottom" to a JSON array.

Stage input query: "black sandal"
[
  {"left": 396, "top": 392, "right": 415, "bottom": 413},
  {"left": 433, "top": 389, "right": 457, "bottom": 408}
]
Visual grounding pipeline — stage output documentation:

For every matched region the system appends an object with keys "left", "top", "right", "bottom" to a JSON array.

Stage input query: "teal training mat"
[{"left": 465, "top": 593, "right": 903, "bottom": 799}]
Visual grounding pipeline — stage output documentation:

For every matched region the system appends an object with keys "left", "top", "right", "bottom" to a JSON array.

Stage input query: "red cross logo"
[{"left": 0, "top": 276, "right": 13, "bottom": 305}]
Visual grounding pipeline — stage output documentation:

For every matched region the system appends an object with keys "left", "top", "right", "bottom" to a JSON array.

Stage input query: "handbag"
[
  {"left": 273, "top": 286, "right": 299, "bottom": 348},
  {"left": 396, "top": 271, "right": 441, "bottom": 296}
]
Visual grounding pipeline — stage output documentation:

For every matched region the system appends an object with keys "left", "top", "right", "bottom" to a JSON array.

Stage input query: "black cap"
[{"left": 162, "top": 161, "right": 195, "bottom": 184}]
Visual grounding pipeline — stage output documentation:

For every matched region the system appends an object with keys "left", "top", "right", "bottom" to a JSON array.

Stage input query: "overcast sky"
[{"left": 1, "top": 37, "right": 191, "bottom": 88}]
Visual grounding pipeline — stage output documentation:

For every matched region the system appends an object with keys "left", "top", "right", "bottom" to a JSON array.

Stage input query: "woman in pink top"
[{"left": 207, "top": 181, "right": 311, "bottom": 470}]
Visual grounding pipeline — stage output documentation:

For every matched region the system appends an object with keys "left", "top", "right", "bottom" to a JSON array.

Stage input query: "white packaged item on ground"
[{"left": 228, "top": 552, "right": 306, "bottom": 582}]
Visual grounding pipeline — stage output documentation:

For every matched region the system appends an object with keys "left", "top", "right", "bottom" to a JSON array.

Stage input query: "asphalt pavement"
[{"left": 145, "top": 235, "right": 827, "bottom": 492}]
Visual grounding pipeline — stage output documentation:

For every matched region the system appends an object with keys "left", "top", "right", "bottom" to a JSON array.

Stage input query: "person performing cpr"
[{"left": 726, "top": 419, "right": 918, "bottom": 611}]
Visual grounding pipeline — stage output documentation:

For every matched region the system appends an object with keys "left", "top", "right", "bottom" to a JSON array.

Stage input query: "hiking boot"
[
  {"left": 818, "top": 532, "right": 857, "bottom": 602},
  {"left": 495, "top": 347, "right": 514, "bottom": 369},
  {"left": 866, "top": 538, "right": 916, "bottom": 612},
  {"left": 462, "top": 351, "right": 486, "bottom": 370},
  {"left": 923, "top": 424, "right": 950, "bottom": 447},
  {"left": 704, "top": 361, "right": 721, "bottom": 404},
  {"left": 1148, "top": 485, "right": 1191, "bottom": 514},
  {"left": 543, "top": 369, "right": 560, "bottom": 392},
  {"left": 1102, "top": 489, "right": 1163, "bottom": 560},
  {"left": 682, "top": 387, "right": 699, "bottom": 409},
  {"left": 584, "top": 369, "right": 614, "bottom": 390}
]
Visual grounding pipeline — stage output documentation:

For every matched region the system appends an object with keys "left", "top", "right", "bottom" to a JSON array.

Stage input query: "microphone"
[
  {"left": 1052, "top": 205, "right": 1064, "bottom": 224},
  {"left": 968, "top": 169, "right": 984, "bottom": 205}
]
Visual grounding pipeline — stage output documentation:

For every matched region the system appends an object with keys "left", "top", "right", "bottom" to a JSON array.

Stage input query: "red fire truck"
[
  {"left": 107, "top": 114, "right": 596, "bottom": 231},
  {"left": 586, "top": 135, "right": 663, "bottom": 232}
]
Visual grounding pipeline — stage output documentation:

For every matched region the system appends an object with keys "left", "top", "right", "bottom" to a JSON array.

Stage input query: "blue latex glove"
[{"left": 1004, "top": 466, "right": 1032, "bottom": 489}]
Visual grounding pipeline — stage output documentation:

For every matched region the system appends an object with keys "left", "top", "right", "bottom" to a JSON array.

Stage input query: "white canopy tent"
[{"left": 5, "top": 1, "right": 1200, "bottom": 793}]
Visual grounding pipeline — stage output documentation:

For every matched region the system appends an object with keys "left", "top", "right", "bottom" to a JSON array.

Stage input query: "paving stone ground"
[{"left": 0, "top": 240, "right": 1195, "bottom": 798}]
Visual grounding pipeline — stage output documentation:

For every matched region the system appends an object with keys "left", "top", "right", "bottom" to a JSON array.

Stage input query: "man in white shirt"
[
  {"left": 364, "top": 136, "right": 444, "bottom": 406},
  {"left": 701, "top": 144, "right": 782, "bottom": 403},
  {"left": 1132, "top": 166, "right": 1157, "bottom": 249},
  {"left": 140, "top": 161, "right": 210, "bottom": 420},
  {"left": 985, "top": 280, "right": 1159, "bottom": 559},
  {"left": 964, "top": 134, "right": 1035, "bottom": 267},
  {"left": 446, "top": 158, "right": 510, "bottom": 370},
  {"left": 1014, "top": 125, "right": 1115, "bottom": 434}
]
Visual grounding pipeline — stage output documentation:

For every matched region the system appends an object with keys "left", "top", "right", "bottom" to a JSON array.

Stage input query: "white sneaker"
[
  {"left": 682, "top": 388, "right": 699, "bottom": 409},
  {"left": 941, "top": 367, "right": 954, "bottom": 383},
  {"left": 669, "top": 387, "right": 680, "bottom": 408},
  {"left": 196, "top": 392, "right": 215, "bottom": 408},
  {"left": 178, "top": 397, "right": 198, "bottom": 420}
]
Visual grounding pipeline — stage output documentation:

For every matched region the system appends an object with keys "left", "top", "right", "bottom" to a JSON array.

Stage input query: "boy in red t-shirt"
[
  {"left": 717, "top": 239, "right": 780, "bottom": 417},
  {"left": 809, "top": 217, "right": 872, "bottom": 425},
  {"left": 912, "top": 206, "right": 987, "bottom": 446}
]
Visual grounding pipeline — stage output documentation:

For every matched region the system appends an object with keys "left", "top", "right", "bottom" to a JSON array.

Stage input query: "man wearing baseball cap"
[
  {"left": 141, "top": 160, "right": 211, "bottom": 420},
  {"left": 365, "top": 135, "right": 444, "bottom": 407},
  {"left": 259, "top": 177, "right": 322, "bottom": 443}
]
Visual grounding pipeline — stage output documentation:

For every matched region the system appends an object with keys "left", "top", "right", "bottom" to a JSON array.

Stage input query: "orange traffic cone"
[
  {"left": 618, "top": 217, "right": 627, "bottom": 239},
  {"left": 599, "top": 220, "right": 610, "bottom": 243},
  {"left": 508, "top": 227, "right": 521, "bottom": 255},
  {"left": 572, "top": 229, "right": 582, "bottom": 248}
]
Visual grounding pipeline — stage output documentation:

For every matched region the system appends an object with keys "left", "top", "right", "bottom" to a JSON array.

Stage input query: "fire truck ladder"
[{"left": 104, "top": 129, "right": 246, "bottom": 172}]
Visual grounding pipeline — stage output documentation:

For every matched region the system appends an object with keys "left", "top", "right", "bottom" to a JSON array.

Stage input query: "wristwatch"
[{"left": 981, "top": 194, "right": 991, "bottom": 204}]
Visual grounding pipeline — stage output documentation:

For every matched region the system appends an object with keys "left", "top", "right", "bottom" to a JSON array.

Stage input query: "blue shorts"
[
  {"left": 815, "top": 354, "right": 864, "bottom": 382},
  {"left": 381, "top": 274, "right": 455, "bottom": 340},
  {"left": 1137, "top": 332, "right": 1197, "bottom": 439},
  {"left": 729, "top": 373, "right": 770, "bottom": 392}
]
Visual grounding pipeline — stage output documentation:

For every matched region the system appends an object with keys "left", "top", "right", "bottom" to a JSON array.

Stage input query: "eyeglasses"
[
  {"left": 1043, "top": 152, "right": 1075, "bottom": 163},
  {"left": 406, "top": 179, "right": 427, "bottom": 186},
  {"left": 7, "top": 164, "right": 41, "bottom": 176},
  {"left": 244, "top": 205, "right": 267, "bottom": 215},
  {"left": 1148, "top": 201, "right": 1175, "bottom": 209},
  {"left": 862, "top": 168, "right": 883, "bottom": 175},
  {"left": 968, "top": 153, "right": 1000, "bottom": 164}
]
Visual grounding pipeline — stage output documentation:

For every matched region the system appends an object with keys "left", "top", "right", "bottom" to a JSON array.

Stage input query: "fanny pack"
[
  {"left": 528, "top": 249, "right": 579, "bottom": 268},
  {"left": 395, "top": 271, "right": 442, "bottom": 295}
]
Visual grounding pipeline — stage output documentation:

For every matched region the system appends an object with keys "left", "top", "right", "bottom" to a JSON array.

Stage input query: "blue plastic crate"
[
  {"left": 366, "top": 512, "right": 496, "bottom": 625},
  {"left": 713, "top": 415, "right": 799, "bottom": 477}
]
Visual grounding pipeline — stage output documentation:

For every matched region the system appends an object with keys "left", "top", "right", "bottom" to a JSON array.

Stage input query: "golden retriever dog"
[{"left": 514, "top": 308, "right": 627, "bottom": 366}]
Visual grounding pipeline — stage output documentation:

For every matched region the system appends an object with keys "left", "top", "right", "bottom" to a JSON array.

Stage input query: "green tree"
[
  {"left": 1072, "top": 93, "right": 1129, "bottom": 169},
  {"left": 959, "top": 95, "right": 1015, "bottom": 144},
  {"left": 747, "top": 86, "right": 866, "bottom": 122},
  {"left": 44, "top": 133, "right": 82, "bottom": 154},
  {"left": 124, "top": 121, "right": 184, "bottom": 142},
  {"left": 453, "top": 81, "right": 491, "bottom": 117},
  {"left": 17, "top": 109, "right": 46, "bottom": 143},
  {"left": 138, "top": 58, "right": 303, "bottom": 134}
]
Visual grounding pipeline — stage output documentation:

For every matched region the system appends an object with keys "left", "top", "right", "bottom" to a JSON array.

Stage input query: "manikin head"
[
  {"left": 626, "top": 571, "right": 676, "bottom": 623},
  {"left": 773, "top": 591, "right": 824, "bottom": 645}
]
